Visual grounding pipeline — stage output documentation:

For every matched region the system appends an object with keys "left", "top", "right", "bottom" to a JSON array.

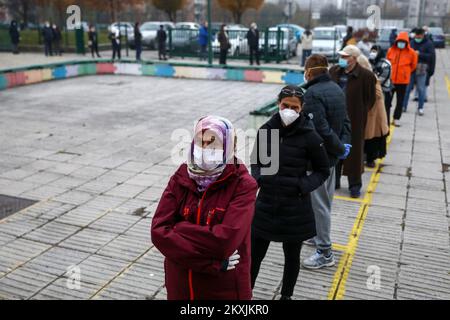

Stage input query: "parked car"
[
  {"left": 109, "top": 22, "right": 134, "bottom": 35},
  {"left": 311, "top": 27, "right": 343, "bottom": 61},
  {"left": 276, "top": 23, "right": 304, "bottom": 43},
  {"left": 212, "top": 26, "right": 248, "bottom": 57},
  {"left": 172, "top": 25, "right": 200, "bottom": 52},
  {"left": 175, "top": 22, "right": 200, "bottom": 30},
  {"left": 128, "top": 21, "right": 174, "bottom": 49},
  {"left": 334, "top": 25, "right": 348, "bottom": 38},
  {"left": 259, "top": 27, "right": 298, "bottom": 59},
  {"left": 376, "top": 26, "right": 398, "bottom": 54},
  {"left": 428, "top": 27, "right": 446, "bottom": 48}
]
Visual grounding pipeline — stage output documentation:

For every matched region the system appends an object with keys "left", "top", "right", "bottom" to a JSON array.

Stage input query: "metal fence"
[
  {"left": 167, "top": 28, "right": 296, "bottom": 63},
  {"left": 0, "top": 24, "right": 110, "bottom": 52}
]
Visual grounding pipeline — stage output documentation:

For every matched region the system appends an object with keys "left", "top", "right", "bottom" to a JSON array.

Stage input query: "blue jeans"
[
  {"left": 301, "top": 49, "right": 312, "bottom": 67},
  {"left": 136, "top": 44, "right": 142, "bottom": 61},
  {"left": 414, "top": 86, "right": 428, "bottom": 101},
  {"left": 403, "top": 72, "right": 427, "bottom": 111}
]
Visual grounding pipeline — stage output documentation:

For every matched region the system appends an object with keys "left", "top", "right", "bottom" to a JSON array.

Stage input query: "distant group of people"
[
  {"left": 387, "top": 27, "right": 436, "bottom": 124},
  {"left": 198, "top": 21, "right": 261, "bottom": 66},
  {"left": 41, "top": 21, "right": 63, "bottom": 56},
  {"left": 8, "top": 20, "right": 61, "bottom": 56}
]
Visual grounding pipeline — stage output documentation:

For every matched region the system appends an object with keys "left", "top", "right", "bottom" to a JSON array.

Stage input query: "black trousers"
[
  {"left": 251, "top": 233, "right": 302, "bottom": 297},
  {"left": 44, "top": 40, "right": 52, "bottom": 56},
  {"left": 335, "top": 161, "right": 362, "bottom": 190},
  {"left": 391, "top": 84, "right": 407, "bottom": 120},
  {"left": 54, "top": 40, "right": 61, "bottom": 56},
  {"left": 158, "top": 42, "right": 166, "bottom": 60},
  {"left": 12, "top": 42, "right": 19, "bottom": 54},
  {"left": 384, "top": 90, "right": 392, "bottom": 127},
  {"left": 249, "top": 46, "right": 260, "bottom": 65},
  {"left": 91, "top": 42, "right": 100, "bottom": 58},
  {"left": 112, "top": 41, "right": 121, "bottom": 60},
  {"left": 219, "top": 49, "right": 227, "bottom": 65}
]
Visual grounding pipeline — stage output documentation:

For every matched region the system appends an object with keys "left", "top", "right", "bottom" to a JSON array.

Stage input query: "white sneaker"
[
  {"left": 302, "top": 250, "right": 336, "bottom": 270},
  {"left": 418, "top": 109, "right": 424, "bottom": 116}
]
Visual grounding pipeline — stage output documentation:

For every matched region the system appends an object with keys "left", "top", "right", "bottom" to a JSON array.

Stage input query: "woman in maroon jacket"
[{"left": 151, "top": 115, "right": 258, "bottom": 300}]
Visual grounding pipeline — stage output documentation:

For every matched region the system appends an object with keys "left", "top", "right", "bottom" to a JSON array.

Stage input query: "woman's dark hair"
[
  {"left": 370, "top": 44, "right": 385, "bottom": 60},
  {"left": 278, "top": 85, "right": 306, "bottom": 103}
]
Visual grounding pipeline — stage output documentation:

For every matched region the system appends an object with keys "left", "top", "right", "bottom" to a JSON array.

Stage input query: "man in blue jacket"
[
  {"left": 300, "top": 54, "right": 352, "bottom": 269},
  {"left": 403, "top": 28, "right": 435, "bottom": 116},
  {"left": 198, "top": 22, "right": 209, "bottom": 61}
]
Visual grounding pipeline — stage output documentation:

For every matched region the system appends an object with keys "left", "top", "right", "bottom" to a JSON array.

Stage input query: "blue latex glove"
[{"left": 339, "top": 144, "right": 352, "bottom": 160}]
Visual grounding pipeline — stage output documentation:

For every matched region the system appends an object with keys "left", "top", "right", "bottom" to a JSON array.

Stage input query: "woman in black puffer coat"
[{"left": 250, "top": 85, "right": 330, "bottom": 300}]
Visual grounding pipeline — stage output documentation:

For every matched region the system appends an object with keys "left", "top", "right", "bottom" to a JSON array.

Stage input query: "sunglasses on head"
[{"left": 280, "top": 87, "right": 303, "bottom": 98}]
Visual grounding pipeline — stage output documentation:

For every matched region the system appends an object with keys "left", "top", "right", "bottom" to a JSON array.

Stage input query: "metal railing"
[{"left": 167, "top": 27, "right": 294, "bottom": 63}]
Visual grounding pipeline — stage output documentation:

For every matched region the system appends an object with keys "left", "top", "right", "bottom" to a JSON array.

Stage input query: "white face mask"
[
  {"left": 280, "top": 108, "right": 299, "bottom": 126},
  {"left": 369, "top": 52, "right": 377, "bottom": 60},
  {"left": 193, "top": 144, "right": 224, "bottom": 171}
]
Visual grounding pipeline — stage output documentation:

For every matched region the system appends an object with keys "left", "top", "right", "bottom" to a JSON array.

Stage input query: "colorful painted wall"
[{"left": 0, "top": 61, "right": 304, "bottom": 91}]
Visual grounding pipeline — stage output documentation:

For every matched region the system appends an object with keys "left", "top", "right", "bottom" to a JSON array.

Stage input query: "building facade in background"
[
  {"left": 194, "top": 0, "right": 206, "bottom": 22},
  {"left": 342, "top": 0, "right": 450, "bottom": 29}
]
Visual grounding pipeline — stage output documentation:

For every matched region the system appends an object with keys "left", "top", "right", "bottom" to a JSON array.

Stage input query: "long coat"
[
  {"left": 246, "top": 29, "right": 259, "bottom": 48},
  {"left": 330, "top": 63, "right": 377, "bottom": 178},
  {"left": 218, "top": 31, "right": 230, "bottom": 51},
  {"left": 9, "top": 22, "right": 20, "bottom": 44},
  {"left": 151, "top": 161, "right": 258, "bottom": 300},
  {"left": 251, "top": 113, "right": 330, "bottom": 242},
  {"left": 365, "top": 82, "right": 389, "bottom": 140}
]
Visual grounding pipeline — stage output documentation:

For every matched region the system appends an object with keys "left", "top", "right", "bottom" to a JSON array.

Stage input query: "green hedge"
[{"left": 0, "top": 28, "right": 110, "bottom": 48}]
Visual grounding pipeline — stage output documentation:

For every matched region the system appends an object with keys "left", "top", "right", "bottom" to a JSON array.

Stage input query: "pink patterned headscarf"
[{"left": 187, "top": 116, "right": 236, "bottom": 192}]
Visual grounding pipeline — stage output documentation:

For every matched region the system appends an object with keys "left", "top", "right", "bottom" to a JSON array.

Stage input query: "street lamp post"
[
  {"left": 207, "top": 0, "right": 213, "bottom": 65},
  {"left": 287, "top": 0, "right": 293, "bottom": 23},
  {"left": 308, "top": 0, "right": 312, "bottom": 27}
]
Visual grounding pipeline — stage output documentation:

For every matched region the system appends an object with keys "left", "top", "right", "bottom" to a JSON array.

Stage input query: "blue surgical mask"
[
  {"left": 414, "top": 38, "right": 423, "bottom": 43},
  {"left": 397, "top": 42, "right": 406, "bottom": 49},
  {"left": 338, "top": 58, "right": 348, "bottom": 69}
]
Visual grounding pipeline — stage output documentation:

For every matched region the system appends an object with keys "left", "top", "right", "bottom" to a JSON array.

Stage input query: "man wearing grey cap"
[{"left": 330, "top": 45, "right": 377, "bottom": 198}]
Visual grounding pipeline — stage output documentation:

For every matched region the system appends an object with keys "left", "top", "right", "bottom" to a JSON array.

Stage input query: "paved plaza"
[
  {"left": 0, "top": 50, "right": 302, "bottom": 71},
  {"left": 0, "top": 49, "right": 449, "bottom": 300}
]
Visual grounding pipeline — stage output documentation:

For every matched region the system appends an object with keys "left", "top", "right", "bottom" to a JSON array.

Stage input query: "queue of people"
[
  {"left": 151, "top": 45, "right": 387, "bottom": 300},
  {"left": 150, "top": 27, "right": 437, "bottom": 299},
  {"left": 148, "top": 24, "right": 437, "bottom": 301}
]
